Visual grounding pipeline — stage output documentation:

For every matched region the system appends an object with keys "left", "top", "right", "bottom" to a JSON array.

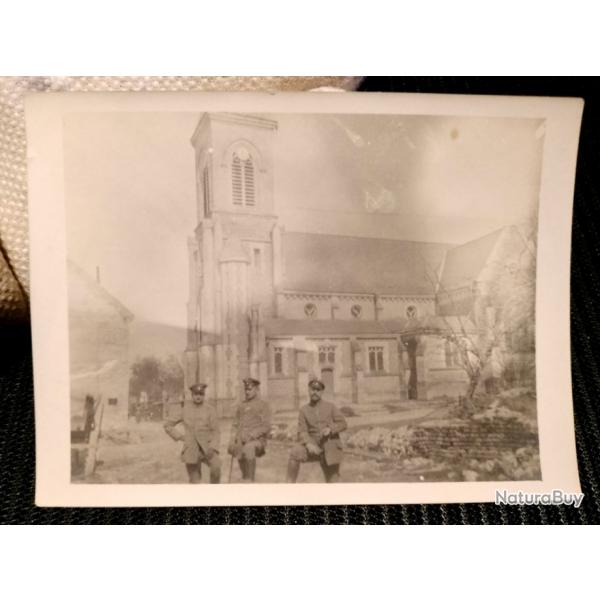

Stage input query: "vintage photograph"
[{"left": 65, "top": 108, "right": 543, "bottom": 486}]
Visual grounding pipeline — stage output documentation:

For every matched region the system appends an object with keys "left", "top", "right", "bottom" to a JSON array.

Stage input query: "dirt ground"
[
  {"left": 85, "top": 419, "right": 428, "bottom": 484},
  {"left": 80, "top": 394, "right": 539, "bottom": 484}
]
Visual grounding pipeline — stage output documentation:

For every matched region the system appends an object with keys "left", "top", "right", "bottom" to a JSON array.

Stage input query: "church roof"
[
  {"left": 281, "top": 231, "right": 449, "bottom": 296},
  {"left": 266, "top": 318, "right": 401, "bottom": 337},
  {"left": 439, "top": 228, "right": 504, "bottom": 291},
  {"left": 265, "top": 315, "right": 477, "bottom": 337}
]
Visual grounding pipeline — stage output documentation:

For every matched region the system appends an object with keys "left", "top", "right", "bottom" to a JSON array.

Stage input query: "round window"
[{"left": 304, "top": 303, "right": 317, "bottom": 318}]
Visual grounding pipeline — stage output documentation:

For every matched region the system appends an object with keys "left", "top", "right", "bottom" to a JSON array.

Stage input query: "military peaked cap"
[
  {"left": 189, "top": 383, "right": 208, "bottom": 394},
  {"left": 308, "top": 378, "right": 325, "bottom": 391}
]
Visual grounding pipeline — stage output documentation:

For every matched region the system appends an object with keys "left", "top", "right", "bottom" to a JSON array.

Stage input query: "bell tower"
[
  {"left": 190, "top": 113, "right": 277, "bottom": 219},
  {"left": 184, "top": 113, "right": 280, "bottom": 413}
]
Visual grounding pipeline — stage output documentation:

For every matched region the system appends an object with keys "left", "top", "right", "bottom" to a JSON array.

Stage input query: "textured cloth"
[
  {"left": 1, "top": 77, "right": 598, "bottom": 524},
  {"left": 0, "top": 250, "right": 26, "bottom": 320},
  {"left": 0, "top": 76, "right": 362, "bottom": 321}
]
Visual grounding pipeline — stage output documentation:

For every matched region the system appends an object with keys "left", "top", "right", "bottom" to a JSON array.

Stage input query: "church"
[{"left": 183, "top": 113, "right": 530, "bottom": 414}]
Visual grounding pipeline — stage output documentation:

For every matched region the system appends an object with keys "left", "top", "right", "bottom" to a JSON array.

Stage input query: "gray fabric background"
[
  {"left": 0, "top": 77, "right": 597, "bottom": 524},
  {"left": 0, "top": 76, "right": 362, "bottom": 321}
]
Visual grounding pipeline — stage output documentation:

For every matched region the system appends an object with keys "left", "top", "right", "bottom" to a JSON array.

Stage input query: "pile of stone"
[
  {"left": 472, "top": 399, "right": 537, "bottom": 431},
  {"left": 269, "top": 422, "right": 297, "bottom": 442},
  {"left": 409, "top": 414, "right": 538, "bottom": 462},
  {"left": 343, "top": 399, "right": 540, "bottom": 481},
  {"left": 448, "top": 447, "right": 541, "bottom": 481},
  {"left": 344, "top": 426, "right": 414, "bottom": 457}
]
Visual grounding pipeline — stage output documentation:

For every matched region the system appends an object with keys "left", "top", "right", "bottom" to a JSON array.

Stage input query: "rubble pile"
[
  {"left": 344, "top": 426, "right": 415, "bottom": 456},
  {"left": 472, "top": 398, "right": 537, "bottom": 430},
  {"left": 270, "top": 421, "right": 297, "bottom": 442},
  {"left": 343, "top": 398, "right": 540, "bottom": 481},
  {"left": 447, "top": 447, "right": 541, "bottom": 482},
  {"left": 267, "top": 388, "right": 540, "bottom": 481},
  {"left": 410, "top": 415, "right": 538, "bottom": 462}
]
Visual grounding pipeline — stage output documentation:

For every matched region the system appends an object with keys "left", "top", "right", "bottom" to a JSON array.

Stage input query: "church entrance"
[
  {"left": 320, "top": 367, "right": 334, "bottom": 400},
  {"left": 318, "top": 344, "right": 336, "bottom": 400}
]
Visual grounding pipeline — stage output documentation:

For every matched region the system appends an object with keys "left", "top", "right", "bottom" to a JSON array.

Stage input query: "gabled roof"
[
  {"left": 265, "top": 315, "right": 477, "bottom": 337},
  {"left": 68, "top": 260, "right": 134, "bottom": 321},
  {"left": 281, "top": 231, "right": 449, "bottom": 296},
  {"left": 439, "top": 228, "right": 503, "bottom": 291},
  {"left": 266, "top": 318, "right": 401, "bottom": 337}
]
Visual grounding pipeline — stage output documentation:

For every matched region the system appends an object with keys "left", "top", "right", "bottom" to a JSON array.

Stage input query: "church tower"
[{"left": 184, "top": 113, "right": 280, "bottom": 413}]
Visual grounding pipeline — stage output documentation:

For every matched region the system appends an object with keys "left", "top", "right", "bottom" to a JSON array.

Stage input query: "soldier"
[
  {"left": 228, "top": 377, "right": 272, "bottom": 482},
  {"left": 163, "top": 383, "right": 221, "bottom": 484},
  {"left": 286, "top": 378, "right": 347, "bottom": 483}
]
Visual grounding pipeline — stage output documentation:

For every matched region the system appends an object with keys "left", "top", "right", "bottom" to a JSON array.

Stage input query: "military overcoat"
[
  {"left": 164, "top": 401, "right": 221, "bottom": 464},
  {"left": 297, "top": 400, "right": 347, "bottom": 465}
]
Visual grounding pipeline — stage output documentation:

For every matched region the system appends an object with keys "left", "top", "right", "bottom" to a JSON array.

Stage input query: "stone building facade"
[
  {"left": 68, "top": 261, "right": 134, "bottom": 429},
  {"left": 183, "top": 113, "right": 532, "bottom": 414}
]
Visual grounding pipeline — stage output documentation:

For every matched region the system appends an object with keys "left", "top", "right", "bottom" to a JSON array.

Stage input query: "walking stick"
[{"left": 228, "top": 451, "right": 235, "bottom": 483}]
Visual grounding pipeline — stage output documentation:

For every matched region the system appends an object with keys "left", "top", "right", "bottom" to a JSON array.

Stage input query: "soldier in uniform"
[
  {"left": 286, "top": 378, "right": 347, "bottom": 483},
  {"left": 227, "top": 377, "right": 272, "bottom": 482},
  {"left": 163, "top": 383, "right": 221, "bottom": 484}
]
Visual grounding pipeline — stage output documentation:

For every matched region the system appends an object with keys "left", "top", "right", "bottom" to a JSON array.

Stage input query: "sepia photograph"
[{"left": 26, "top": 91, "right": 581, "bottom": 505}]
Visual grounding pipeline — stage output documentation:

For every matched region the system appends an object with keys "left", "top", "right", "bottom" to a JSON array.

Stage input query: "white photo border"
[{"left": 26, "top": 91, "right": 583, "bottom": 506}]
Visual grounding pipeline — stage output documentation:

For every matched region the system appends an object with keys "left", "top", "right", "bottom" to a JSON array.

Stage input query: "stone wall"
[
  {"left": 360, "top": 374, "right": 401, "bottom": 403},
  {"left": 410, "top": 417, "right": 538, "bottom": 463},
  {"left": 268, "top": 377, "right": 296, "bottom": 410},
  {"left": 68, "top": 263, "right": 133, "bottom": 430},
  {"left": 277, "top": 292, "right": 436, "bottom": 321},
  {"left": 69, "top": 312, "right": 131, "bottom": 430}
]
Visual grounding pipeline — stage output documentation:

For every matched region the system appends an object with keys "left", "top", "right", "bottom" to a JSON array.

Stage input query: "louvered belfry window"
[
  {"left": 202, "top": 164, "right": 211, "bottom": 216},
  {"left": 244, "top": 158, "right": 255, "bottom": 206},
  {"left": 232, "top": 150, "right": 255, "bottom": 207}
]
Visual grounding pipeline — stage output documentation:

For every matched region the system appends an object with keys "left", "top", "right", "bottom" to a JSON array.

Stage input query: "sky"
[{"left": 63, "top": 111, "right": 544, "bottom": 332}]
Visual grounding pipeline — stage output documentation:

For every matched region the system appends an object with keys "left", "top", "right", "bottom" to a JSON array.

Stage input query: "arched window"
[
  {"left": 231, "top": 149, "right": 255, "bottom": 207},
  {"left": 202, "top": 164, "right": 211, "bottom": 216},
  {"left": 444, "top": 338, "right": 460, "bottom": 368}
]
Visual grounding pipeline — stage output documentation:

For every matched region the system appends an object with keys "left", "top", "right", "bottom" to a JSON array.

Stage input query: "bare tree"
[
  {"left": 435, "top": 295, "right": 501, "bottom": 413},
  {"left": 423, "top": 224, "right": 537, "bottom": 412}
]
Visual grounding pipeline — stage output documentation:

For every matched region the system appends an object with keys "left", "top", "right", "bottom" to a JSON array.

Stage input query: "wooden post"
[{"left": 84, "top": 398, "right": 105, "bottom": 478}]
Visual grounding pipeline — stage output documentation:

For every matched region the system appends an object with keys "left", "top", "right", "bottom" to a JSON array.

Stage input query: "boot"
[
  {"left": 324, "top": 463, "right": 340, "bottom": 483},
  {"left": 186, "top": 463, "right": 202, "bottom": 484},
  {"left": 246, "top": 459, "right": 256, "bottom": 482},
  {"left": 286, "top": 459, "right": 300, "bottom": 483},
  {"left": 239, "top": 458, "right": 248, "bottom": 481},
  {"left": 209, "top": 464, "right": 221, "bottom": 484}
]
